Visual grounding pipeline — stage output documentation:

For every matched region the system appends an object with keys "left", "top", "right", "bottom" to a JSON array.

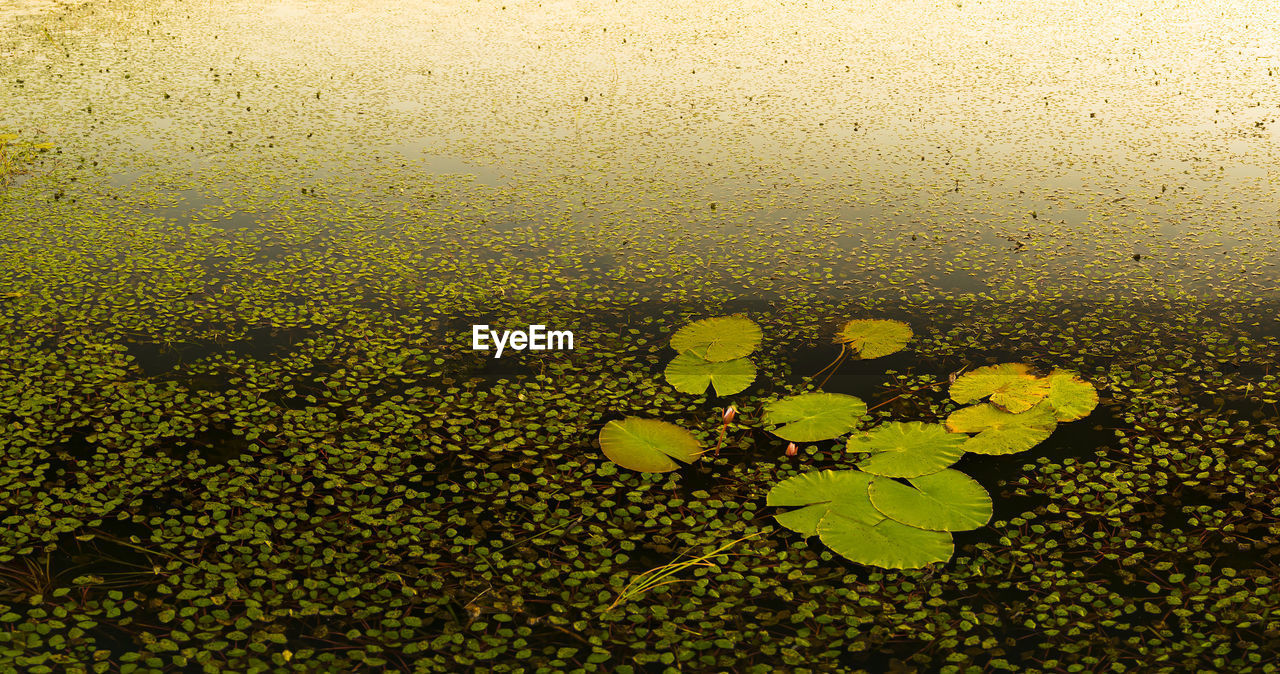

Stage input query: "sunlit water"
[{"left": 2, "top": 0, "right": 1278, "bottom": 298}]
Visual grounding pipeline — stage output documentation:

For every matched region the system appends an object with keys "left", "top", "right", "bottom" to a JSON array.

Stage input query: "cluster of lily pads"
[{"left": 600, "top": 316, "right": 1099, "bottom": 569}]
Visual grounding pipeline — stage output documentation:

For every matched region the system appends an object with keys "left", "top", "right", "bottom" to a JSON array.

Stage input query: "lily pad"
[
  {"left": 766, "top": 469, "right": 879, "bottom": 536},
  {"left": 849, "top": 422, "right": 966, "bottom": 478},
  {"left": 763, "top": 392, "right": 866, "bottom": 442},
  {"left": 949, "top": 363, "right": 1050, "bottom": 413},
  {"left": 664, "top": 352, "right": 756, "bottom": 396},
  {"left": 868, "top": 470, "right": 993, "bottom": 531},
  {"left": 835, "top": 318, "right": 912, "bottom": 358},
  {"left": 816, "top": 503, "right": 954, "bottom": 569},
  {"left": 945, "top": 402, "right": 1057, "bottom": 455},
  {"left": 1044, "top": 370, "right": 1099, "bottom": 421},
  {"left": 599, "top": 418, "right": 703, "bottom": 473},
  {"left": 669, "top": 315, "right": 762, "bottom": 362}
]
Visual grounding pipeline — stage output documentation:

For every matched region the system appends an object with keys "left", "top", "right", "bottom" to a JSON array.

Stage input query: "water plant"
[
  {"left": 5, "top": 6, "right": 1274, "bottom": 667},
  {"left": 0, "top": 132, "right": 54, "bottom": 187},
  {"left": 604, "top": 532, "right": 763, "bottom": 611},
  {"left": 762, "top": 392, "right": 866, "bottom": 442},
  {"left": 662, "top": 315, "right": 761, "bottom": 396},
  {"left": 851, "top": 421, "right": 965, "bottom": 477},
  {"left": 603, "top": 317, "right": 1099, "bottom": 571},
  {"left": 598, "top": 417, "right": 703, "bottom": 472}
]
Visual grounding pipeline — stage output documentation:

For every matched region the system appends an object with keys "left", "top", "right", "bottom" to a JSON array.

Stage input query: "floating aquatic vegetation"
[
  {"left": 0, "top": 131, "right": 54, "bottom": 187},
  {"left": 1044, "top": 369, "right": 1100, "bottom": 421},
  {"left": 663, "top": 316, "right": 761, "bottom": 396},
  {"left": 945, "top": 401, "right": 1059, "bottom": 455},
  {"left": 834, "top": 318, "right": 912, "bottom": 358},
  {"left": 867, "top": 469, "right": 993, "bottom": 531},
  {"left": 663, "top": 352, "right": 756, "bottom": 396},
  {"left": 766, "top": 468, "right": 878, "bottom": 536},
  {"left": 949, "top": 362, "right": 1050, "bottom": 413},
  {"left": 850, "top": 421, "right": 966, "bottom": 478},
  {"left": 815, "top": 318, "right": 914, "bottom": 386},
  {"left": 4, "top": 2, "right": 1277, "bottom": 669},
  {"left": 762, "top": 392, "right": 867, "bottom": 442},
  {"left": 768, "top": 469, "right": 956, "bottom": 569},
  {"left": 668, "top": 315, "right": 762, "bottom": 362},
  {"left": 598, "top": 417, "right": 704, "bottom": 472}
]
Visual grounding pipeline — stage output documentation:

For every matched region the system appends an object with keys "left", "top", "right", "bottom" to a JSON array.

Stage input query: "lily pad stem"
[{"left": 812, "top": 343, "right": 847, "bottom": 389}]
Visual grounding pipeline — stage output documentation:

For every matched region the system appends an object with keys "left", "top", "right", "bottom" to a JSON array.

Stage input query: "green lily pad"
[
  {"left": 1044, "top": 370, "right": 1099, "bottom": 421},
  {"left": 763, "top": 392, "right": 866, "bottom": 442},
  {"left": 664, "top": 352, "right": 756, "bottom": 396},
  {"left": 849, "top": 422, "right": 966, "bottom": 478},
  {"left": 669, "top": 315, "right": 762, "bottom": 362},
  {"left": 945, "top": 402, "right": 1057, "bottom": 455},
  {"left": 816, "top": 503, "right": 954, "bottom": 569},
  {"left": 868, "top": 470, "right": 992, "bottom": 531},
  {"left": 766, "top": 469, "right": 879, "bottom": 536},
  {"left": 835, "top": 318, "right": 912, "bottom": 358},
  {"left": 949, "top": 363, "right": 1050, "bottom": 413},
  {"left": 599, "top": 418, "right": 703, "bottom": 472}
]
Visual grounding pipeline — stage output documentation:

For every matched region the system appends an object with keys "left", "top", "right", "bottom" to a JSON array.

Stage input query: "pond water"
[{"left": 2, "top": 0, "right": 1280, "bottom": 671}]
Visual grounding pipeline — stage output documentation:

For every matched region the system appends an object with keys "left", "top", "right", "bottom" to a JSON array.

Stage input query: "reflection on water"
[{"left": 1, "top": 0, "right": 1278, "bottom": 293}]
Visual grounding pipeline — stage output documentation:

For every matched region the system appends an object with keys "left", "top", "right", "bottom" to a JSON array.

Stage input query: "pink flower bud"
[
  {"left": 722, "top": 406, "right": 737, "bottom": 424},
  {"left": 785, "top": 442, "right": 798, "bottom": 457}
]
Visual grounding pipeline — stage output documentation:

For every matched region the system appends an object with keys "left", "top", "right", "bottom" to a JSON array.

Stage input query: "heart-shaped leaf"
[
  {"left": 816, "top": 503, "right": 953, "bottom": 569},
  {"left": 868, "top": 469, "right": 992, "bottom": 531},
  {"left": 766, "top": 469, "right": 879, "bottom": 535},
  {"left": 835, "top": 319, "right": 913, "bottom": 358},
  {"left": 664, "top": 352, "right": 756, "bottom": 396},
  {"left": 763, "top": 392, "right": 866, "bottom": 442},
  {"left": 950, "top": 363, "right": 1050, "bottom": 413},
  {"left": 945, "top": 402, "right": 1057, "bottom": 455},
  {"left": 849, "top": 422, "right": 966, "bottom": 478},
  {"left": 1044, "top": 370, "right": 1098, "bottom": 421},
  {"left": 669, "top": 316, "right": 762, "bottom": 362},
  {"left": 599, "top": 418, "right": 703, "bottom": 472}
]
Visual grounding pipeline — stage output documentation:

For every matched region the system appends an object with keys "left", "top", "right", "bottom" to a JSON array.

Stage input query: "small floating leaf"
[
  {"left": 599, "top": 418, "right": 703, "bottom": 473},
  {"left": 663, "top": 352, "right": 756, "bottom": 396},
  {"left": 669, "top": 315, "right": 762, "bottom": 362},
  {"left": 835, "top": 318, "right": 912, "bottom": 358},
  {"left": 816, "top": 503, "right": 953, "bottom": 569},
  {"left": 763, "top": 392, "right": 866, "bottom": 442},
  {"left": 868, "top": 470, "right": 992, "bottom": 531},
  {"left": 950, "top": 363, "right": 1050, "bottom": 413},
  {"left": 766, "top": 469, "right": 878, "bottom": 535},
  {"left": 945, "top": 403, "right": 1057, "bottom": 455},
  {"left": 1044, "top": 370, "right": 1099, "bottom": 421},
  {"left": 850, "top": 421, "right": 966, "bottom": 478}
]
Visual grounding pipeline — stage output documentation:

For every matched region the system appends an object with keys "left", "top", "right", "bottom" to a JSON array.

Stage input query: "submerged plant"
[{"left": 604, "top": 532, "right": 763, "bottom": 611}]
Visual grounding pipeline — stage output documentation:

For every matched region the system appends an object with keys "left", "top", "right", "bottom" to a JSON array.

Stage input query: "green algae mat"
[{"left": 4, "top": 0, "right": 1280, "bottom": 672}]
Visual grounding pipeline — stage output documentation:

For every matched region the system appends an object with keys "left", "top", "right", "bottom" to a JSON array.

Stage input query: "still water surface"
[{"left": 2, "top": 0, "right": 1278, "bottom": 298}]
